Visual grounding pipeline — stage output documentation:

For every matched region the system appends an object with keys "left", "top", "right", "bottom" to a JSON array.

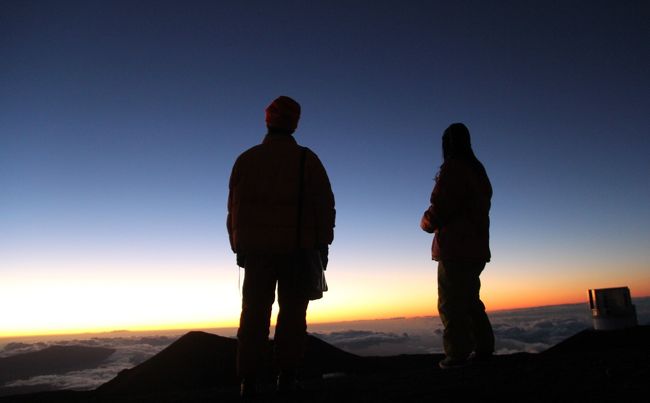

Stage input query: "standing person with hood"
[
  {"left": 227, "top": 96, "right": 335, "bottom": 397},
  {"left": 420, "top": 122, "right": 495, "bottom": 369}
]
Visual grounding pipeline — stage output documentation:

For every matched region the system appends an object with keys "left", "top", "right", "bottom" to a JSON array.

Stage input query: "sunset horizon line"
[{"left": 3, "top": 296, "right": 648, "bottom": 340}]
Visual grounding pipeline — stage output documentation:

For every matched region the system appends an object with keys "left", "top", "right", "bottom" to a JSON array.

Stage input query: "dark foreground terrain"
[{"left": 1, "top": 326, "right": 648, "bottom": 402}]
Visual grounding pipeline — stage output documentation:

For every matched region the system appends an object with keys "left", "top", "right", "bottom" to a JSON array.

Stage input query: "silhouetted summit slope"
[
  {"left": 0, "top": 345, "right": 115, "bottom": 385},
  {"left": 98, "top": 331, "right": 360, "bottom": 396},
  {"left": 2, "top": 326, "right": 649, "bottom": 402},
  {"left": 543, "top": 325, "right": 650, "bottom": 355},
  {"left": 528, "top": 325, "right": 650, "bottom": 401},
  {"left": 97, "top": 331, "right": 236, "bottom": 395},
  {"left": 302, "top": 332, "right": 360, "bottom": 375}
]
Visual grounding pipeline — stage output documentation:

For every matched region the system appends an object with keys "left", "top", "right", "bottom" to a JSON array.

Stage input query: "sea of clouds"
[
  {"left": 312, "top": 303, "right": 591, "bottom": 356},
  {"left": 0, "top": 335, "right": 178, "bottom": 392},
  {"left": 1, "top": 298, "right": 648, "bottom": 392},
  {"left": 313, "top": 297, "right": 650, "bottom": 356}
]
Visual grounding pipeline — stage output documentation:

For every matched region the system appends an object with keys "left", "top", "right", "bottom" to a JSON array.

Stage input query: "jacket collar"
[{"left": 262, "top": 132, "right": 297, "bottom": 145}]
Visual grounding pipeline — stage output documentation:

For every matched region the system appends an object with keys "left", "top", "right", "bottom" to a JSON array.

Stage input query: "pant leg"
[
  {"left": 274, "top": 254, "right": 309, "bottom": 371},
  {"left": 237, "top": 254, "right": 278, "bottom": 377},
  {"left": 438, "top": 260, "right": 494, "bottom": 359},
  {"left": 466, "top": 263, "right": 495, "bottom": 355},
  {"left": 438, "top": 261, "right": 474, "bottom": 360}
]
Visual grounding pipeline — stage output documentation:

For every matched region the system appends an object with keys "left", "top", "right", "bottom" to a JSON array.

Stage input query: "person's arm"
[
  {"left": 307, "top": 150, "right": 335, "bottom": 269},
  {"left": 421, "top": 161, "right": 465, "bottom": 232},
  {"left": 226, "top": 160, "right": 239, "bottom": 254},
  {"left": 420, "top": 208, "right": 436, "bottom": 233}
]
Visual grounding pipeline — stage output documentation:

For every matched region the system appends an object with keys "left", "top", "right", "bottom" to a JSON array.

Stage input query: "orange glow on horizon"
[
  {"left": 4, "top": 289, "right": 649, "bottom": 339},
  {"left": 2, "top": 262, "right": 648, "bottom": 339},
  {"left": 4, "top": 293, "right": 649, "bottom": 339}
]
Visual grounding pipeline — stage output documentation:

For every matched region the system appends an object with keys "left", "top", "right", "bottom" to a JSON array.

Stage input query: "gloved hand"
[
  {"left": 236, "top": 253, "right": 246, "bottom": 268},
  {"left": 420, "top": 210, "right": 436, "bottom": 233},
  {"left": 318, "top": 245, "right": 329, "bottom": 270}
]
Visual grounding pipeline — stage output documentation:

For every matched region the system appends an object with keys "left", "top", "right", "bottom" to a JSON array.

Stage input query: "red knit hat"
[{"left": 265, "top": 96, "right": 301, "bottom": 131}]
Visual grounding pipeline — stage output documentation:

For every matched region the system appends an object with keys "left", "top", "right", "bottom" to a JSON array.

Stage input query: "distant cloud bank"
[
  {"left": 313, "top": 298, "right": 650, "bottom": 356},
  {"left": 0, "top": 335, "right": 178, "bottom": 392}
]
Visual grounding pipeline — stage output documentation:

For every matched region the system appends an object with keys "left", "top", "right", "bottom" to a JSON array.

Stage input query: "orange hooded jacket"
[{"left": 421, "top": 158, "right": 491, "bottom": 262}]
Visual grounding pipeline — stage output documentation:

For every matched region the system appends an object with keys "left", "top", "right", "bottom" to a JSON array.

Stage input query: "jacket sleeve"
[
  {"left": 307, "top": 150, "right": 335, "bottom": 246},
  {"left": 226, "top": 160, "right": 239, "bottom": 253},
  {"left": 424, "top": 161, "right": 465, "bottom": 230},
  {"left": 420, "top": 208, "right": 436, "bottom": 233}
]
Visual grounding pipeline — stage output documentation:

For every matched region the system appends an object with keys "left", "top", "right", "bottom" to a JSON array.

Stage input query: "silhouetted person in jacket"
[
  {"left": 420, "top": 122, "right": 495, "bottom": 369},
  {"left": 227, "top": 96, "right": 335, "bottom": 397}
]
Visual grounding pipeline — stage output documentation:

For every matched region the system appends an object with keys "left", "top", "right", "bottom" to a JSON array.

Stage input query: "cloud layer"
[
  {"left": 312, "top": 297, "right": 650, "bottom": 356},
  {"left": 1, "top": 335, "right": 178, "bottom": 391}
]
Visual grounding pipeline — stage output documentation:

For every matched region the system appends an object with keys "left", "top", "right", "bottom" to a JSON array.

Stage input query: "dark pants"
[
  {"left": 237, "top": 254, "right": 309, "bottom": 377},
  {"left": 437, "top": 260, "right": 494, "bottom": 360}
]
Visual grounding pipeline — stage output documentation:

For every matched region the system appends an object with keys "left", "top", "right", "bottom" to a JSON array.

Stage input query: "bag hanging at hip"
[
  {"left": 294, "top": 147, "right": 328, "bottom": 301},
  {"left": 293, "top": 248, "right": 328, "bottom": 300}
]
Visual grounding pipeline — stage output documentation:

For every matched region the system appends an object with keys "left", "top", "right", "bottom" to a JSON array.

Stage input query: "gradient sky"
[{"left": 2, "top": 1, "right": 649, "bottom": 337}]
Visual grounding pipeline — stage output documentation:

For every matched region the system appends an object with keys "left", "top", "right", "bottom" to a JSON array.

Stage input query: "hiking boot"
[
  {"left": 469, "top": 351, "right": 493, "bottom": 362},
  {"left": 277, "top": 370, "right": 301, "bottom": 395},
  {"left": 438, "top": 356, "right": 469, "bottom": 370},
  {"left": 240, "top": 377, "right": 258, "bottom": 400}
]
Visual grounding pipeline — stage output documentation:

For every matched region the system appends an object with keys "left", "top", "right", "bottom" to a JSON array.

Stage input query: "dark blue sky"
[{"left": 1, "top": 0, "right": 649, "bottom": 333}]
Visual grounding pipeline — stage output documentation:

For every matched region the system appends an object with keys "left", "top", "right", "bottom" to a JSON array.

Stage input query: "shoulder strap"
[{"left": 296, "top": 147, "right": 307, "bottom": 249}]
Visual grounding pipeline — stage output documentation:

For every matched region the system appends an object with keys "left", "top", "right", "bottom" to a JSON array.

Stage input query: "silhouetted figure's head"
[
  {"left": 265, "top": 96, "right": 301, "bottom": 134},
  {"left": 441, "top": 122, "right": 488, "bottom": 179},
  {"left": 442, "top": 122, "right": 475, "bottom": 162}
]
